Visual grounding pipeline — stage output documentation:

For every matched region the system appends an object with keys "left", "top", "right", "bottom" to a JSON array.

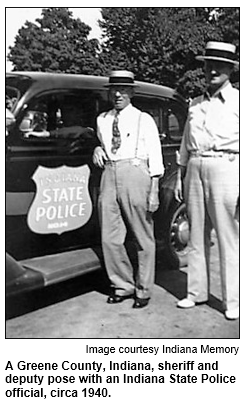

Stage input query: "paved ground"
[{"left": 6, "top": 237, "right": 239, "bottom": 338}]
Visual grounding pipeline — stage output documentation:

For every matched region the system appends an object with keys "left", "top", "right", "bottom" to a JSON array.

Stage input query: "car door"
[
  {"left": 133, "top": 96, "right": 186, "bottom": 175},
  {"left": 6, "top": 89, "right": 102, "bottom": 261}
]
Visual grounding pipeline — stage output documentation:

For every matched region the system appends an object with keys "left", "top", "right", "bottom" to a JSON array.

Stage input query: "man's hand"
[
  {"left": 174, "top": 177, "right": 183, "bottom": 202},
  {"left": 148, "top": 177, "right": 159, "bottom": 213},
  {"left": 148, "top": 189, "right": 159, "bottom": 213},
  {"left": 174, "top": 165, "right": 186, "bottom": 202},
  {"left": 92, "top": 146, "right": 108, "bottom": 168}
]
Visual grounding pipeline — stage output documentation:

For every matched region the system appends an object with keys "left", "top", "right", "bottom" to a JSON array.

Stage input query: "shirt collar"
[
  {"left": 204, "top": 81, "right": 232, "bottom": 102},
  {"left": 113, "top": 103, "right": 133, "bottom": 116},
  {"left": 218, "top": 81, "right": 234, "bottom": 101}
]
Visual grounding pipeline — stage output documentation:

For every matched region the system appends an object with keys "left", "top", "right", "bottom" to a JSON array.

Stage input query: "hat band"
[
  {"left": 205, "top": 48, "right": 236, "bottom": 61},
  {"left": 109, "top": 77, "right": 135, "bottom": 85}
]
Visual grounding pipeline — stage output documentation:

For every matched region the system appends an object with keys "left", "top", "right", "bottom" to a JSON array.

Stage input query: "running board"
[{"left": 20, "top": 247, "right": 102, "bottom": 287}]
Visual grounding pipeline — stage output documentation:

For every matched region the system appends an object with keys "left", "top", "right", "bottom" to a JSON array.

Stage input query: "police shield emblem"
[{"left": 27, "top": 165, "right": 92, "bottom": 235}]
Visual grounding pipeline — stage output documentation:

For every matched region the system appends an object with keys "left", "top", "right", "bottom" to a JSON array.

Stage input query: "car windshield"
[{"left": 6, "top": 75, "right": 33, "bottom": 112}]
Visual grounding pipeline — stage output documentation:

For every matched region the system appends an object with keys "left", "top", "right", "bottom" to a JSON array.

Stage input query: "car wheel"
[{"left": 166, "top": 202, "right": 190, "bottom": 268}]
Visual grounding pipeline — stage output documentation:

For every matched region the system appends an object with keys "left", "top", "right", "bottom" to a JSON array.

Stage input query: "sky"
[{"left": 5, "top": 7, "right": 102, "bottom": 71}]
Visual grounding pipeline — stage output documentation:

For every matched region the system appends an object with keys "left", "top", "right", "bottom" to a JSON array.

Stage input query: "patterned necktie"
[{"left": 111, "top": 111, "right": 121, "bottom": 153}]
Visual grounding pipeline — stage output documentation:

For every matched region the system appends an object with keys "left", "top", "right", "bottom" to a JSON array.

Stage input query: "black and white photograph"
[
  {"left": 3, "top": 5, "right": 242, "bottom": 403},
  {"left": 5, "top": 7, "right": 240, "bottom": 340}
]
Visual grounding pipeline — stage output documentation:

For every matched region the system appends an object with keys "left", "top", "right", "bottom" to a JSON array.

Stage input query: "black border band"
[
  {"left": 109, "top": 77, "right": 135, "bottom": 84},
  {"left": 206, "top": 49, "right": 236, "bottom": 61}
]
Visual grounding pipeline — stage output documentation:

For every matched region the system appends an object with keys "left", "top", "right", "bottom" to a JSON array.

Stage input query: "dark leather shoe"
[
  {"left": 107, "top": 294, "right": 133, "bottom": 304},
  {"left": 132, "top": 297, "right": 150, "bottom": 309}
]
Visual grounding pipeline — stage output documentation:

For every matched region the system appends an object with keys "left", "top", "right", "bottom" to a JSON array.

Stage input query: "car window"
[
  {"left": 134, "top": 97, "right": 181, "bottom": 145},
  {"left": 6, "top": 86, "right": 19, "bottom": 111},
  {"left": 166, "top": 104, "right": 185, "bottom": 142},
  {"left": 6, "top": 75, "right": 33, "bottom": 109},
  {"left": 19, "top": 91, "right": 98, "bottom": 142},
  {"left": 141, "top": 105, "right": 160, "bottom": 129},
  {"left": 133, "top": 97, "right": 162, "bottom": 130},
  {"left": 168, "top": 111, "right": 180, "bottom": 140}
]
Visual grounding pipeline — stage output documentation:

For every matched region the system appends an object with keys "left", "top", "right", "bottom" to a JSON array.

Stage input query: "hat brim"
[{"left": 196, "top": 55, "right": 239, "bottom": 65}]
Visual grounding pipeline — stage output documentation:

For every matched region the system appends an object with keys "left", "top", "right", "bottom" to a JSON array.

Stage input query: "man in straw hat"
[
  {"left": 93, "top": 70, "right": 164, "bottom": 308},
  {"left": 174, "top": 42, "right": 239, "bottom": 320}
]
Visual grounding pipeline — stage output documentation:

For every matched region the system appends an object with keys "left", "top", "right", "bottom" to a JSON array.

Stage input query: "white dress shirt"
[
  {"left": 97, "top": 104, "right": 164, "bottom": 177},
  {"left": 179, "top": 82, "right": 239, "bottom": 166}
]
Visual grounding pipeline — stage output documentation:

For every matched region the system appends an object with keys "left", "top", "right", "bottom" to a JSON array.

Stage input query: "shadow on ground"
[
  {"left": 6, "top": 269, "right": 110, "bottom": 320},
  {"left": 155, "top": 256, "right": 223, "bottom": 315},
  {"left": 7, "top": 256, "right": 222, "bottom": 321}
]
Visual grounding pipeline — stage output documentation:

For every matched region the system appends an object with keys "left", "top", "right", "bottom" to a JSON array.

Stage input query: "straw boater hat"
[
  {"left": 105, "top": 70, "right": 138, "bottom": 87},
  {"left": 196, "top": 41, "right": 239, "bottom": 65}
]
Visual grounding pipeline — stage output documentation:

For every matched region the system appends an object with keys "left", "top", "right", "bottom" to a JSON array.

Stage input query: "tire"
[{"left": 165, "top": 202, "right": 190, "bottom": 269}]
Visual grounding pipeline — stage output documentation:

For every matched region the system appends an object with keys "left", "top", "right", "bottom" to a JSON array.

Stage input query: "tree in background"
[
  {"left": 213, "top": 7, "right": 240, "bottom": 87},
  {"left": 99, "top": 7, "right": 239, "bottom": 97},
  {"left": 8, "top": 7, "right": 239, "bottom": 97},
  {"left": 7, "top": 8, "right": 102, "bottom": 74}
]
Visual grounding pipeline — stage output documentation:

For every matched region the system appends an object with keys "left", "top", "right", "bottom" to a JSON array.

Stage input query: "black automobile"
[{"left": 6, "top": 72, "right": 189, "bottom": 296}]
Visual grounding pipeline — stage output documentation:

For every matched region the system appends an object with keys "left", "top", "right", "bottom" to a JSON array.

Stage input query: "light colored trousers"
[
  {"left": 98, "top": 160, "right": 155, "bottom": 299},
  {"left": 184, "top": 155, "right": 239, "bottom": 311}
]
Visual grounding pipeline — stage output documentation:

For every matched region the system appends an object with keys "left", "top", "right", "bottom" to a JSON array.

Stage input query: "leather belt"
[
  {"left": 106, "top": 158, "right": 148, "bottom": 167},
  {"left": 190, "top": 150, "right": 239, "bottom": 161}
]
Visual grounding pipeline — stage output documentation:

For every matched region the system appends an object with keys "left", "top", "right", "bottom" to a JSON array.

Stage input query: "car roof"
[{"left": 6, "top": 71, "right": 187, "bottom": 107}]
